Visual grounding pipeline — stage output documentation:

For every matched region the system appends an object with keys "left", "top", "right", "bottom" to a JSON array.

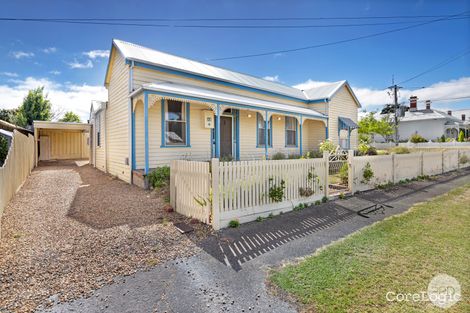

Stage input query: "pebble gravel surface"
[{"left": 0, "top": 161, "right": 210, "bottom": 313}]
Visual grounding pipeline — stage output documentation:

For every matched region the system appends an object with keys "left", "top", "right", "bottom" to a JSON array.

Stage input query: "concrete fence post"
[
  {"left": 348, "top": 150, "right": 355, "bottom": 194},
  {"left": 442, "top": 150, "right": 445, "bottom": 174},
  {"left": 323, "top": 151, "right": 329, "bottom": 198},
  {"left": 391, "top": 153, "right": 396, "bottom": 183},
  {"left": 211, "top": 158, "right": 221, "bottom": 230},
  {"left": 457, "top": 149, "right": 460, "bottom": 170},
  {"left": 420, "top": 151, "right": 424, "bottom": 176}
]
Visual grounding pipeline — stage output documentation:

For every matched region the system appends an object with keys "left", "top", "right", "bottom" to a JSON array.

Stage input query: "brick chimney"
[
  {"left": 447, "top": 110, "right": 452, "bottom": 116},
  {"left": 425, "top": 100, "right": 431, "bottom": 110},
  {"left": 462, "top": 114, "right": 466, "bottom": 121},
  {"left": 409, "top": 96, "right": 418, "bottom": 112}
]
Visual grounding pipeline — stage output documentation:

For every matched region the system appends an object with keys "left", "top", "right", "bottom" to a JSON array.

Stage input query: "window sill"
[{"left": 160, "top": 145, "right": 191, "bottom": 148}]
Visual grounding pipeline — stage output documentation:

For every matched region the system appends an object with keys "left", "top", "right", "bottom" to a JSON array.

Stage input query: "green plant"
[
  {"left": 256, "top": 216, "right": 263, "bottom": 222},
  {"left": 459, "top": 154, "right": 469, "bottom": 164},
  {"left": 148, "top": 166, "right": 171, "bottom": 188},
  {"left": 458, "top": 130, "right": 465, "bottom": 142},
  {"left": 315, "top": 200, "right": 321, "bottom": 205},
  {"left": 338, "top": 163, "right": 349, "bottom": 185},
  {"left": 322, "top": 196, "right": 328, "bottom": 203},
  {"left": 271, "top": 152, "right": 286, "bottom": 160},
  {"left": 0, "top": 136, "right": 9, "bottom": 166},
  {"left": 299, "top": 187, "right": 314, "bottom": 197},
  {"left": 288, "top": 153, "right": 301, "bottom": 159},
  {"left": 361, "top": 162, "right": 374, "bottom": 183},
  {"left": 268, "top": 213, "right": 274, "bottom": 219},
  {"left": 268, "top": 178, "right": 286, "bottom": 202},
  {"left": 220, "top": 155, "right": 233, "bottom": 162},
  {"left": 59, "top": 111, "right": 81, "bottom": 123},
  {"left": 228, "top": 220, "right": 240, "bottom": 228},
  {"left": 338, "top": 192, "right": 345, "bottom": 199},
  {"left": 410, "top": 133, "right": 427, "bottom": 143},
  {"left": 319, "top": 140, "right": 337, "bottom": 154},
  {"left": 390, "top": 147, "right": 410, "bottom": 154},
  {"left": 377, "top": 181, "right": 393, "bottom": 189}
]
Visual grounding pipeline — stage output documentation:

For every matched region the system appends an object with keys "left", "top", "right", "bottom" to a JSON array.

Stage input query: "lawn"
[{"left": 270, "top": 184, "right": 470, "bottom": 313}]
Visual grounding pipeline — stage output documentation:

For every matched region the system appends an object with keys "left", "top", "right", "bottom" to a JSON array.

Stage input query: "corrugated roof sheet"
[
  {"left": 134, "top": 81, "right": 326, "bottom": 119},
  {"left": 400, "top": 109, "right": 465, "bottom": 124},
  {"left": 114, "top": 39, "right": 308, "bottom": 100},
  {"left": 302, "top": 81, "right": 346, "bottom": 100}
]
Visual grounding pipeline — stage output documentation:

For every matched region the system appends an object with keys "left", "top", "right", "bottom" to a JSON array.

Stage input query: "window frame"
[
  {"left": 256, "top": 113, "right": 272, "bottom": 148},
  {"left": 285, "top": 116, "right": 298, "bottom": 147},
  {"left": 161, "top": 99, "right": 191, "bottom": 148},
  {"left": 96, "top": 112, "right": 101, "bottom": 147}
]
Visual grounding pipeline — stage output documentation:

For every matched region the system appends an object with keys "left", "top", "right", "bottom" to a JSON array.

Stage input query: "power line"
[
  {"left": 417, "top": 95, "right": 470, "bottom": 102},
  {"left": 0, "top": 16, "right": 467, "bottom": 29},
  {"left": 0, "top": 13, "right": 468, "bottom": 22},
  {"left": 398, "top": 48, "right": 470, "bottom": 85},
  {"left": 209, "top": 11, "right": 470, "bottom": 61}
]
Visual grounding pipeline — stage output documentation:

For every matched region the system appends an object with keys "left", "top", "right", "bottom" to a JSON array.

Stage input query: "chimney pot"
[
  {"left": 409, "top": 96, "right": 418, "bottom": 112},
  {"left": 462, "top": 114, "right": 466, "bottom": 121},
  {"left": 447, "top": 110, "right": 452, "bottom": 116},
  {"left": 425, "top": 100, "right": 431, "bottom": 110}
]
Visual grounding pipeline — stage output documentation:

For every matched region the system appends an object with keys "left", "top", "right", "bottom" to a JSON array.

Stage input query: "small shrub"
[
  {"left": 315, "top": 200, "right": 321, "bottom": 205},
  {"left": 390, "top": 147, "right": 410, "bottom": 154},
  {"left": 228, "top": 220, "right": 240, "bottom": 228},
  {"left": 458, "top": 130, "right": 465, "bottom": 142},
  {"left": 299, "top": 187, "right": 314, "bottom": 197},
  {"left": 288, "top": 153, "right": 301, "bottom": 159},
  {"left": 269, "top": 179, "right": 286, "bottom": 202},
  {"left": 322, "top": 196, "right": 328, "bottom": 203},
  {"left": 271, "top": 152, "right": 286, "bottom": 160},
  {"left": 304, "top": 150, "right": 323, "bottom": 159},
  {"left": 362, "top": 162, "right": 374, "bottom": 183},
  {"left": 148, "top": 166, "right": 170, "bottom": 188},
  {"left": 0, "top": 136, "right": 8, "bottom": 166},
  {"left": 220, "top": 155, "right": 233, "bottom": 162},
  {"left": 256, "top": 216, "right": 263, "bottom": 222},
  {"left": 338, "top": 192, "right": 345, "bottom": 199},
  {"left": 268, "top": 213, "right": 274, "bottom": 219},
  {"left": 319, "top": 140, "right": 338, "bottom": 154},
  {"left": 338, "top": 163, "right": 349, "bottom": 185},
  {"left": 459, "top": 154, "right": 469, "bottom": 164},
  {"left": 410, "top": 133, "right": 427, "bottom": 143}
]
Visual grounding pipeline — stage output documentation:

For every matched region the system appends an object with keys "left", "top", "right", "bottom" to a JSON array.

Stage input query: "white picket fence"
[
  {"left": 0, "top": 130, "right": 35, "bottom": 237},
  {"left": 170, "top": 156, "right": 328, "bottom": 229},
  {"left": 350, "top": 149, "right": 469, "bottom": 192},
  {"left": 373, "top": 142, "right": 470, "bottom": 149}
]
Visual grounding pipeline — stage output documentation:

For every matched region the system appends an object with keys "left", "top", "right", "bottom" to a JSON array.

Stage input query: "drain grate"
[{"left": 199, "top": 204, "right": 356, "bottom": 271}]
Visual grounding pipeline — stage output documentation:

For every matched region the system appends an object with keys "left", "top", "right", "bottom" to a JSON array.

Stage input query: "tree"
[
  {"left": 0, "top": 108, "right": 18, "bottom": 124},
  {"left": 458, "top": 130, "right": 465, "bottom": 142},
  {"left": 0, "top": 136, "right": 8, "bottom": 166},
  {"left": 358, "top": 112, "right": 394, "bottom": 141},
  {"left": 59, "top": 111, "right": 81, "bottom": 123},
  {"left": 15, "top": 87, "right": 52, "bottom": 128}
]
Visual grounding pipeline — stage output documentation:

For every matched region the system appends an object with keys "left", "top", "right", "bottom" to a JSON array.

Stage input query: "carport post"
[{"left": 299, "top": 116, "right": 303, "bottom": 156}]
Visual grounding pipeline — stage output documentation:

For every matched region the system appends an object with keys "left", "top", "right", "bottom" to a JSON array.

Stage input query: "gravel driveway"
[{"left": 0, "top": 160, "right": 210, "bottom": 313}]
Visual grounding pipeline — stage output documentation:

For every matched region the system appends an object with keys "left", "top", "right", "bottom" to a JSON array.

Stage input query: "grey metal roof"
[
  {"left": 131, "top": 81, "right": 327, "bottom": 119},
  {"left": 114, "top": 39, "right": 308, "bottom": 100},
  {"left": 400, "top": 109, "right": 465, "bottom": 125},
  {"left": 302, "top": 81, "right": 345, "bottom": 100}
]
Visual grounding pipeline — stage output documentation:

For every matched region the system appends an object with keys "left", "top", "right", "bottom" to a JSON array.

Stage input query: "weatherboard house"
[{"left": 90, "top": 39, "right": 360, "bottom": 185}]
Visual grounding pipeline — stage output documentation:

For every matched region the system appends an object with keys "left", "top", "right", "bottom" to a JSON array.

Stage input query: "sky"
[{"left": 0, "top": 0, "right": 469, "bottom": 121}]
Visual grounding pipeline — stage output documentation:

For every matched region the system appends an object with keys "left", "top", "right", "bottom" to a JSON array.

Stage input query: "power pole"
[{"left": 388, "top": 79, "right": 402, "bottom": 146}]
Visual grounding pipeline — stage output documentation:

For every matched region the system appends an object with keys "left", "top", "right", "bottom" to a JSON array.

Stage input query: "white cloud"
[
  {"left": 0, "top": 77, "right": 107, "bottom": 121},
  {"left": 67, "top": 59, "right": 93, "bottom": 69},
  {"left": 49, "top": 70, "right": 61, "bottom": 75},
  {"left": 83, "top": 50, "right": 109, "bottom": 59},
  {"left": 293, "top": 77, "right": 470, "bottom": 111},
  {"left": 10, "top": 51, "right": 34, "bottom": 59},
  {"left": 263, "top": 75, "right": 280, "bottom": 82},
  {"left": 42, "top": 47, "right": 57, "bottom": 54},
  {"left": 1, "top": 72, "right": 18, "bottom": 78}
]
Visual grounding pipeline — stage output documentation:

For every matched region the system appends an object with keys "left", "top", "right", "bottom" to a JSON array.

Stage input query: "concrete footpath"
[{"left": 40, "top": 169, "right": 470, "bottom": 313}]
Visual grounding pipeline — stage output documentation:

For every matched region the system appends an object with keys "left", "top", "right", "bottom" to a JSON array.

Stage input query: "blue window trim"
[
  {"left": 160, "top": 99, "right": 191, "bottom": 148},
  {"left": 285, "top": 116, "right": 298, "bottom": 148},
  {"left": 256, "top": 113, "right": 272, "bottom": 148},
  {"left": 126, "top": 59, "right": 329, "bottom": 105}
]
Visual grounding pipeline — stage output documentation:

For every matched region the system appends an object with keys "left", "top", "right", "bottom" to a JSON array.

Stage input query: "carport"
[{"left": 33, "top": 121, "right": 91, "bottom": 166}]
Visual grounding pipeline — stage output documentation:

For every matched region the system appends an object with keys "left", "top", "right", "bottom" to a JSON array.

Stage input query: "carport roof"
[{"left": 33, "top": 121, "right": 91, "bottom": 131}]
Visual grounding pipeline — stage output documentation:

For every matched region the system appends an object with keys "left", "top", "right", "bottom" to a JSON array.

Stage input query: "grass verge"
[{"left": 270, "top": 185, "right": 470, "bottom": 312}]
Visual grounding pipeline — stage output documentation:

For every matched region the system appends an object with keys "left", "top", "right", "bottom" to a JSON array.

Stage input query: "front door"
[{"left": 220, "top": 116, "right": 232, "bottom": 159}]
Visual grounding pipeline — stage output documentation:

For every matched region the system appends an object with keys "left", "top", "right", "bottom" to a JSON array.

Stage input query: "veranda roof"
[{"left": 130, "top": 81, "right": 327, "bottom": 120}]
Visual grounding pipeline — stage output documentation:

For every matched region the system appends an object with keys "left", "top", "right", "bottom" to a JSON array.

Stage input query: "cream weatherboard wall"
[
  {"left": 327, "top": 86, "right": 359, "bottom": 149},
  {"left": 94, "top": 110, "right": 106, "bottom": 172},
  {"left": 105, "top": 51, "right": 131, "bottom": 182}
]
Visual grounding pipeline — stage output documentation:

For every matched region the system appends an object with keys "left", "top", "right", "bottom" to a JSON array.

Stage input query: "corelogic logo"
[{"left": 386, "top": 274, "right": 461, "bottom": 309}]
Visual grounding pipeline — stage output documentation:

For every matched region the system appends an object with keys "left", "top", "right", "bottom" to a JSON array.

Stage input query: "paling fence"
[
  {"left": 350, "top": 149, "right": 469, "bottom": 193},
  {"left": 0, "top": 130, "right": 35, "bottom": 237},
  {"left": 171, "top": 156, "right": 328, "bottom": 229},
  {"left": 171, "top": 149, "right": 470, "bottom": 229}
]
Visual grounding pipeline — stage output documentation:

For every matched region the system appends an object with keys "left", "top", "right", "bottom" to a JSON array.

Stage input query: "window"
[
  {"left": 164, "top": 100, "right": 187, "bottom": 146},
  {"left": 285, "top": 116, "right": 297, "bottom": 146},
  {"left": 257, "top": 113, "right": 272, "bottom": 147},
  {"left": 96, "top": 112, "right": 101, "bottom": 147}
]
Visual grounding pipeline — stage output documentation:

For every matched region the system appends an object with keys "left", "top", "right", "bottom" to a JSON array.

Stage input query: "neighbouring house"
[
  {"left": 91, "top": 39, "right": 361, "bottom": 185},
  {"left": 395, "top": 96, "right": 470, "bottom": 141}
]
